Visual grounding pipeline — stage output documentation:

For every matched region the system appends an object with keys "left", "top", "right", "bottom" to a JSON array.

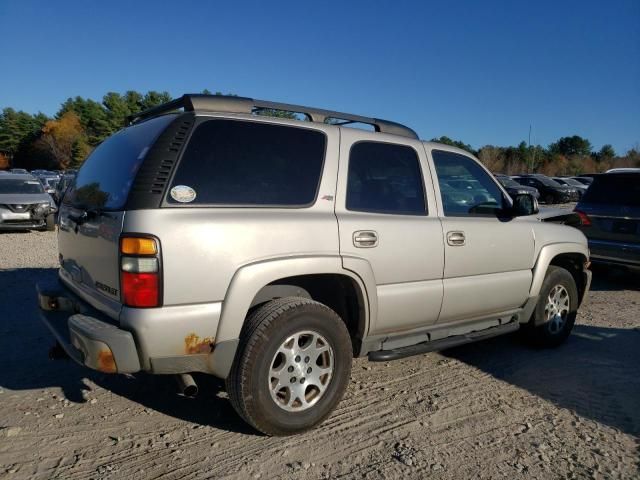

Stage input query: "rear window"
[
  {"left": 0, "top": 179, "right": 44, "bottom": 194},
  {"left": 65, "top": 115, "right": 176, "bottom": 211},
  {"left": 167, "top": 119, "right": 326, "bottom": 206},
  {"left": 581, "top": 174, "right": 640, "bottom": 206}
]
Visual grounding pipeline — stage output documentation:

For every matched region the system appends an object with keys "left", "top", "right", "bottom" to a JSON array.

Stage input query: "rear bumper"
[
  {"left": 588, "top": 239, "right": 640, "bottom": 268},
  {"left": 37, "top": 277, "right": 231, "bottom": 376},
  {"left": 37, "top": 282, "right": 141, "bottom": 373}
]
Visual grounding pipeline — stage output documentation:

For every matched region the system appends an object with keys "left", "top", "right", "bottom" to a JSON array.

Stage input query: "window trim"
[
  {"left": 161, "top": 117, "right": 328, "bottom": 209},
  {"left": 345, "top": 140, "right": 429, "bottom": 216},
  {"left": 431, "top": 149, "right": 509, "bottom": 218}
]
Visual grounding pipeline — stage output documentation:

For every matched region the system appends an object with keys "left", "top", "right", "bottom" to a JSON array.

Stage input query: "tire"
[
  {"left": 544, "top": 193, "right": 555, "bottom": 205},
  {"left": 226, "top": 297, "right": 353, "bottom": 436},
  {"left": 523, "top": 266, "right": 578, "bottom": 347},
  {"left": 45, "top": 213, "right": 56, "bottom": 231}
]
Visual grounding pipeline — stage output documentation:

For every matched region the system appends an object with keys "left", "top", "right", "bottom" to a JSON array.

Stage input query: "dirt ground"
[{"left": 1, "top": 231, "right": 639, "bottom": 479}]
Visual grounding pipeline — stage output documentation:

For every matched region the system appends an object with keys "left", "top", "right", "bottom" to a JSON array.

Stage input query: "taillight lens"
[
  {"left": 121, "top": 272, "right": 159, "bottom": 307},
  {"left": 574, "top": 209, "right": 591, "bottom": 226},
  {"left": 120, "top": 236, "right": 161, "bottom": 308}
]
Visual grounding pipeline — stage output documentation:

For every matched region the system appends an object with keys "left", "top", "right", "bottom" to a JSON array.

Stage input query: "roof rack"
[{"left": 126, "top": 94, "right": 418, "bottom": 139}]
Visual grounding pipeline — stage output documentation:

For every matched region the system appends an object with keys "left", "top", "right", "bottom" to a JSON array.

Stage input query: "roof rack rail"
[{"left": 126, "top": 94, "right": 418, "bottom": 139}]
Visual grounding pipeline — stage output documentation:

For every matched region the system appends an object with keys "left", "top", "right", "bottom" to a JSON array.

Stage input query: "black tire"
[
  {"left": 544, "top": 193, "right": 555, "bottom": 205},
  {"left": 226, "top": 297, "right": 352, "bottom": 436},
  {"left": 523, "top": 266, "right": 578, "bottom": 347},
  {"left": 45, "top": 213, "right": 56, "bottom": 231}
]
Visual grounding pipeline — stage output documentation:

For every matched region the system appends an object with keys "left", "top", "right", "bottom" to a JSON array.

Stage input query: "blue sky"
[{"left": 1, "top": 0, "right": 638, "bottom": 153}]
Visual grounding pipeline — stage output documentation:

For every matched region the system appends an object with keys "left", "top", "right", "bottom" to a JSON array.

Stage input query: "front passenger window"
[{"left": 432, "top": 150, "right": 506, "bottom": 216}]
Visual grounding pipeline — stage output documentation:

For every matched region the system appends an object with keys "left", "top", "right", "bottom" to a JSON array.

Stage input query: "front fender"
[{"left": 530, "top": 242, "right": 589, "bottom": 297}]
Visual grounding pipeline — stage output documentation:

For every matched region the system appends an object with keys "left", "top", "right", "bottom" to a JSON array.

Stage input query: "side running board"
[{"left": 368, "top": 321, "right": 520, "bottom": 362}]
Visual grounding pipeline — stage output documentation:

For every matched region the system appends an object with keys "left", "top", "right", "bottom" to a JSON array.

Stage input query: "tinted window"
[
  {"left": 168, "top": 120, "right": 326, "bottom": 206},
  {"left": 346, "top": 142, "right": 426, "bottom": 215},
  {"left": 497, "top": 176, "right": 520, "bottom": 188},
  {"left": 534, "top": 176, "right": 563, "bottom": 187},
  {"left": 432, "top": 150, "right": 505, "bottom": 216},
  {"left": 66, "top": 115, "right": 176, "bottom": 210},
  {"left": 582, "top": 174, "right": 640, "bottom": 206},
  {"left": 0, "top": 178, "right": 44, "bottom": 194}
]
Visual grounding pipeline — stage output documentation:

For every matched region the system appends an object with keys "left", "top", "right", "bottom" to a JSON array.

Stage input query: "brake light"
[
  {"left": 120, "top": 236, "right": 161, "bottom": 308},
  {"left": 121, "top": 272, "right": 159, "bottom": 307},
  {"left": 574, "top": 209, "right": 591, "bottom": 226}
]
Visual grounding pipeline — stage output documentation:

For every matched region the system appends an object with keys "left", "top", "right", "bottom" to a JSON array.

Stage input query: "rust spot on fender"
[
  {"left": 97, "top": 349, "right": 117, "bottom": 373},
  {"left": 185, "top": 333, "right": 214, "bottom": 354}
]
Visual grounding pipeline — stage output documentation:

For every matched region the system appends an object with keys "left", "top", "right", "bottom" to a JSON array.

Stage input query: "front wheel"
[
  {"left": 523, "top": 266, "right": 578, "bottom": 347},
  {"left": 45, "top": 213, "right": 56, "bottom": 231},
  {"left": 226, "top": 297, "right": 353, "bottom": 436}
]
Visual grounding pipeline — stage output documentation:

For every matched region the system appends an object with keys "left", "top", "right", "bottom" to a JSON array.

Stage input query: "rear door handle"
[
  {"left": 353, "top": 230, "right": 378, "bottom": 248},
  {"left": 447, "top": 231, "right": 466, "bottom": 246}
]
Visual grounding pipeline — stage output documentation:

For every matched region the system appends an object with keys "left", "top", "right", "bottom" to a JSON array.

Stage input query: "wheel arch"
[
  {"left": 211, "top": 256, "right": 374, "bottom": 378},
  {"left": 530, "top": 243, "right": 589, "bottom": 301}
]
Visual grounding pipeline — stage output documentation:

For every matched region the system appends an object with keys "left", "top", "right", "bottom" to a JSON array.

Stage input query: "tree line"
[{"left": 1, "top": 90, "right": 638, "bottom": 176}]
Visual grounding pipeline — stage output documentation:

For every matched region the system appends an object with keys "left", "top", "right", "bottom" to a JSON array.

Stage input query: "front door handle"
[
  {"left": 447, "top": 231, "right": 466, "bottom": 246},
  {"left": 353, "top": 230, "right": 378, "bottom": 248}
]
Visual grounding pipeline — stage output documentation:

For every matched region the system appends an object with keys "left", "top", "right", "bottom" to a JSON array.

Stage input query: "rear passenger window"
[
  {"left": 347, "top": 142, "right": 426, "bottom": 215},
  {"left": 168, "top": 120, "right": 326, "bottom": 206}
]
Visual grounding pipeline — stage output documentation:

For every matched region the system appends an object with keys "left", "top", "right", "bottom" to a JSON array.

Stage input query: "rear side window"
[
  {"left": 582, "top": 174, "right": 640, "bottom": 206},
  {"left": 167, "top": 120, "right": 326, "bottom": 206},
  {"left": 66, "top": 115, "right": 176, "bottom": 211},
  {"left": 346, "top": 141, "right": 426, "bottom": 215}
]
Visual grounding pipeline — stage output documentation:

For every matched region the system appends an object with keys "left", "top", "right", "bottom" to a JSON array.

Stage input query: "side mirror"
[{"left": 511, "top": 193, "right": 539, "bottom": 216}]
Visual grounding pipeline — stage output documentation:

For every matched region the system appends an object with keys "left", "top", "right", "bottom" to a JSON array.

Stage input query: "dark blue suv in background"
[{"left": 575, "top": 172, "right": 640, "bottom": 271}]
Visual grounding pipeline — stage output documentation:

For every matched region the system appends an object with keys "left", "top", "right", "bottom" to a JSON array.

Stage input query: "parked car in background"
[
  {"left": 575, "top": 172, "right": 640, "bottom": 271},
  {"left": 0, "top": 174, "right": 57, "bottom": 230},
  {"left": 39, "top": 176, "right": 60, "bottom": 196},
  {"left": 494, "top": 174, "right": 540, "bottom": 200},
  {"left": 571, "top": 176, "right": 594, "bottom": 186},
  {"left": 10, "top": 168, "right": 29, "bottom": 174},
  {"left": 513, "top": 174, "right": 579, "bottom": 204},
  {"left": 606, "top": 168, "right": 640, "bottom": 173},
  {"left": 53, "top": 172, "right": 76, "bottom": 204},
  {"left": 552, "top": 177, "right": 588, "bottom": 198}
]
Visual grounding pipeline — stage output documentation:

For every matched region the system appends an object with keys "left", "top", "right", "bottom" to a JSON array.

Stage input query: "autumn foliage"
[{"left": 39, "top": 112, "right": 88, "bottom": 170}]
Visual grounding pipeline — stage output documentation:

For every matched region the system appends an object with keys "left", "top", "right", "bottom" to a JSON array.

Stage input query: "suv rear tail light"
[
  {"left": 120, "top": 236, "right": 161, "bottom": 308},
  {"left": 122, "top": 272, "right": 159, "bottom": 307},
  {"left": 574, "top": 209, "right": 592, "bottom": 226}
]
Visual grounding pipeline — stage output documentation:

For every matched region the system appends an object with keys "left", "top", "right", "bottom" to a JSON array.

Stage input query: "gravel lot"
[{"left": 1, "top": 230, "right": 639, "bottom": 479}]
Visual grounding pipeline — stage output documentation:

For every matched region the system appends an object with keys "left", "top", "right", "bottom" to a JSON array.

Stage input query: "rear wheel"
[
  {"left": 544, "top": 193, "right": 555, "bottom": 205},
  {"left": 523, "top": 266, "right": 578, "bottom": 347},
  {"left": 226, "top": 297, "right": 352, "bottom": 436}
]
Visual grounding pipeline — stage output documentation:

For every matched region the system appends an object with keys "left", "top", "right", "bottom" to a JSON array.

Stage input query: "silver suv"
[{"left": 38, "top": 94, "right": 591, "bottom": 436}]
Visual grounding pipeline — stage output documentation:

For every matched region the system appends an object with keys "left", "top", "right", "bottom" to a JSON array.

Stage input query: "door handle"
[
  {"left": 447, "top": 231, "right": 466, "bottom": 246},
  {"left": 353, "top": 230, "right": 378, "bottom": 248}
]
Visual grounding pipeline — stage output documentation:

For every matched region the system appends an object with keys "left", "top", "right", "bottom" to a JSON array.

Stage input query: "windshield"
[
  {"left": 497, "top": 176, "right": 520, "bottom": 188},
  {"left": 561, "top": 178, "right": 584, "bottom": 187},
  {"left": 581, "top": 174, "right": 640, "bottom": 206},
  {"left": 535, "top": 176, "right": 563, "bottom": 187},
  {"left": 0, "top": 179, "right": 45, "bottom": 194}
]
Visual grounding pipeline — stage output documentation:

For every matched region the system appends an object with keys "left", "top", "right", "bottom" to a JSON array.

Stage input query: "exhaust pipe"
[{"left": 176, "top": 373, "right": 198, "bottom": 398}]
